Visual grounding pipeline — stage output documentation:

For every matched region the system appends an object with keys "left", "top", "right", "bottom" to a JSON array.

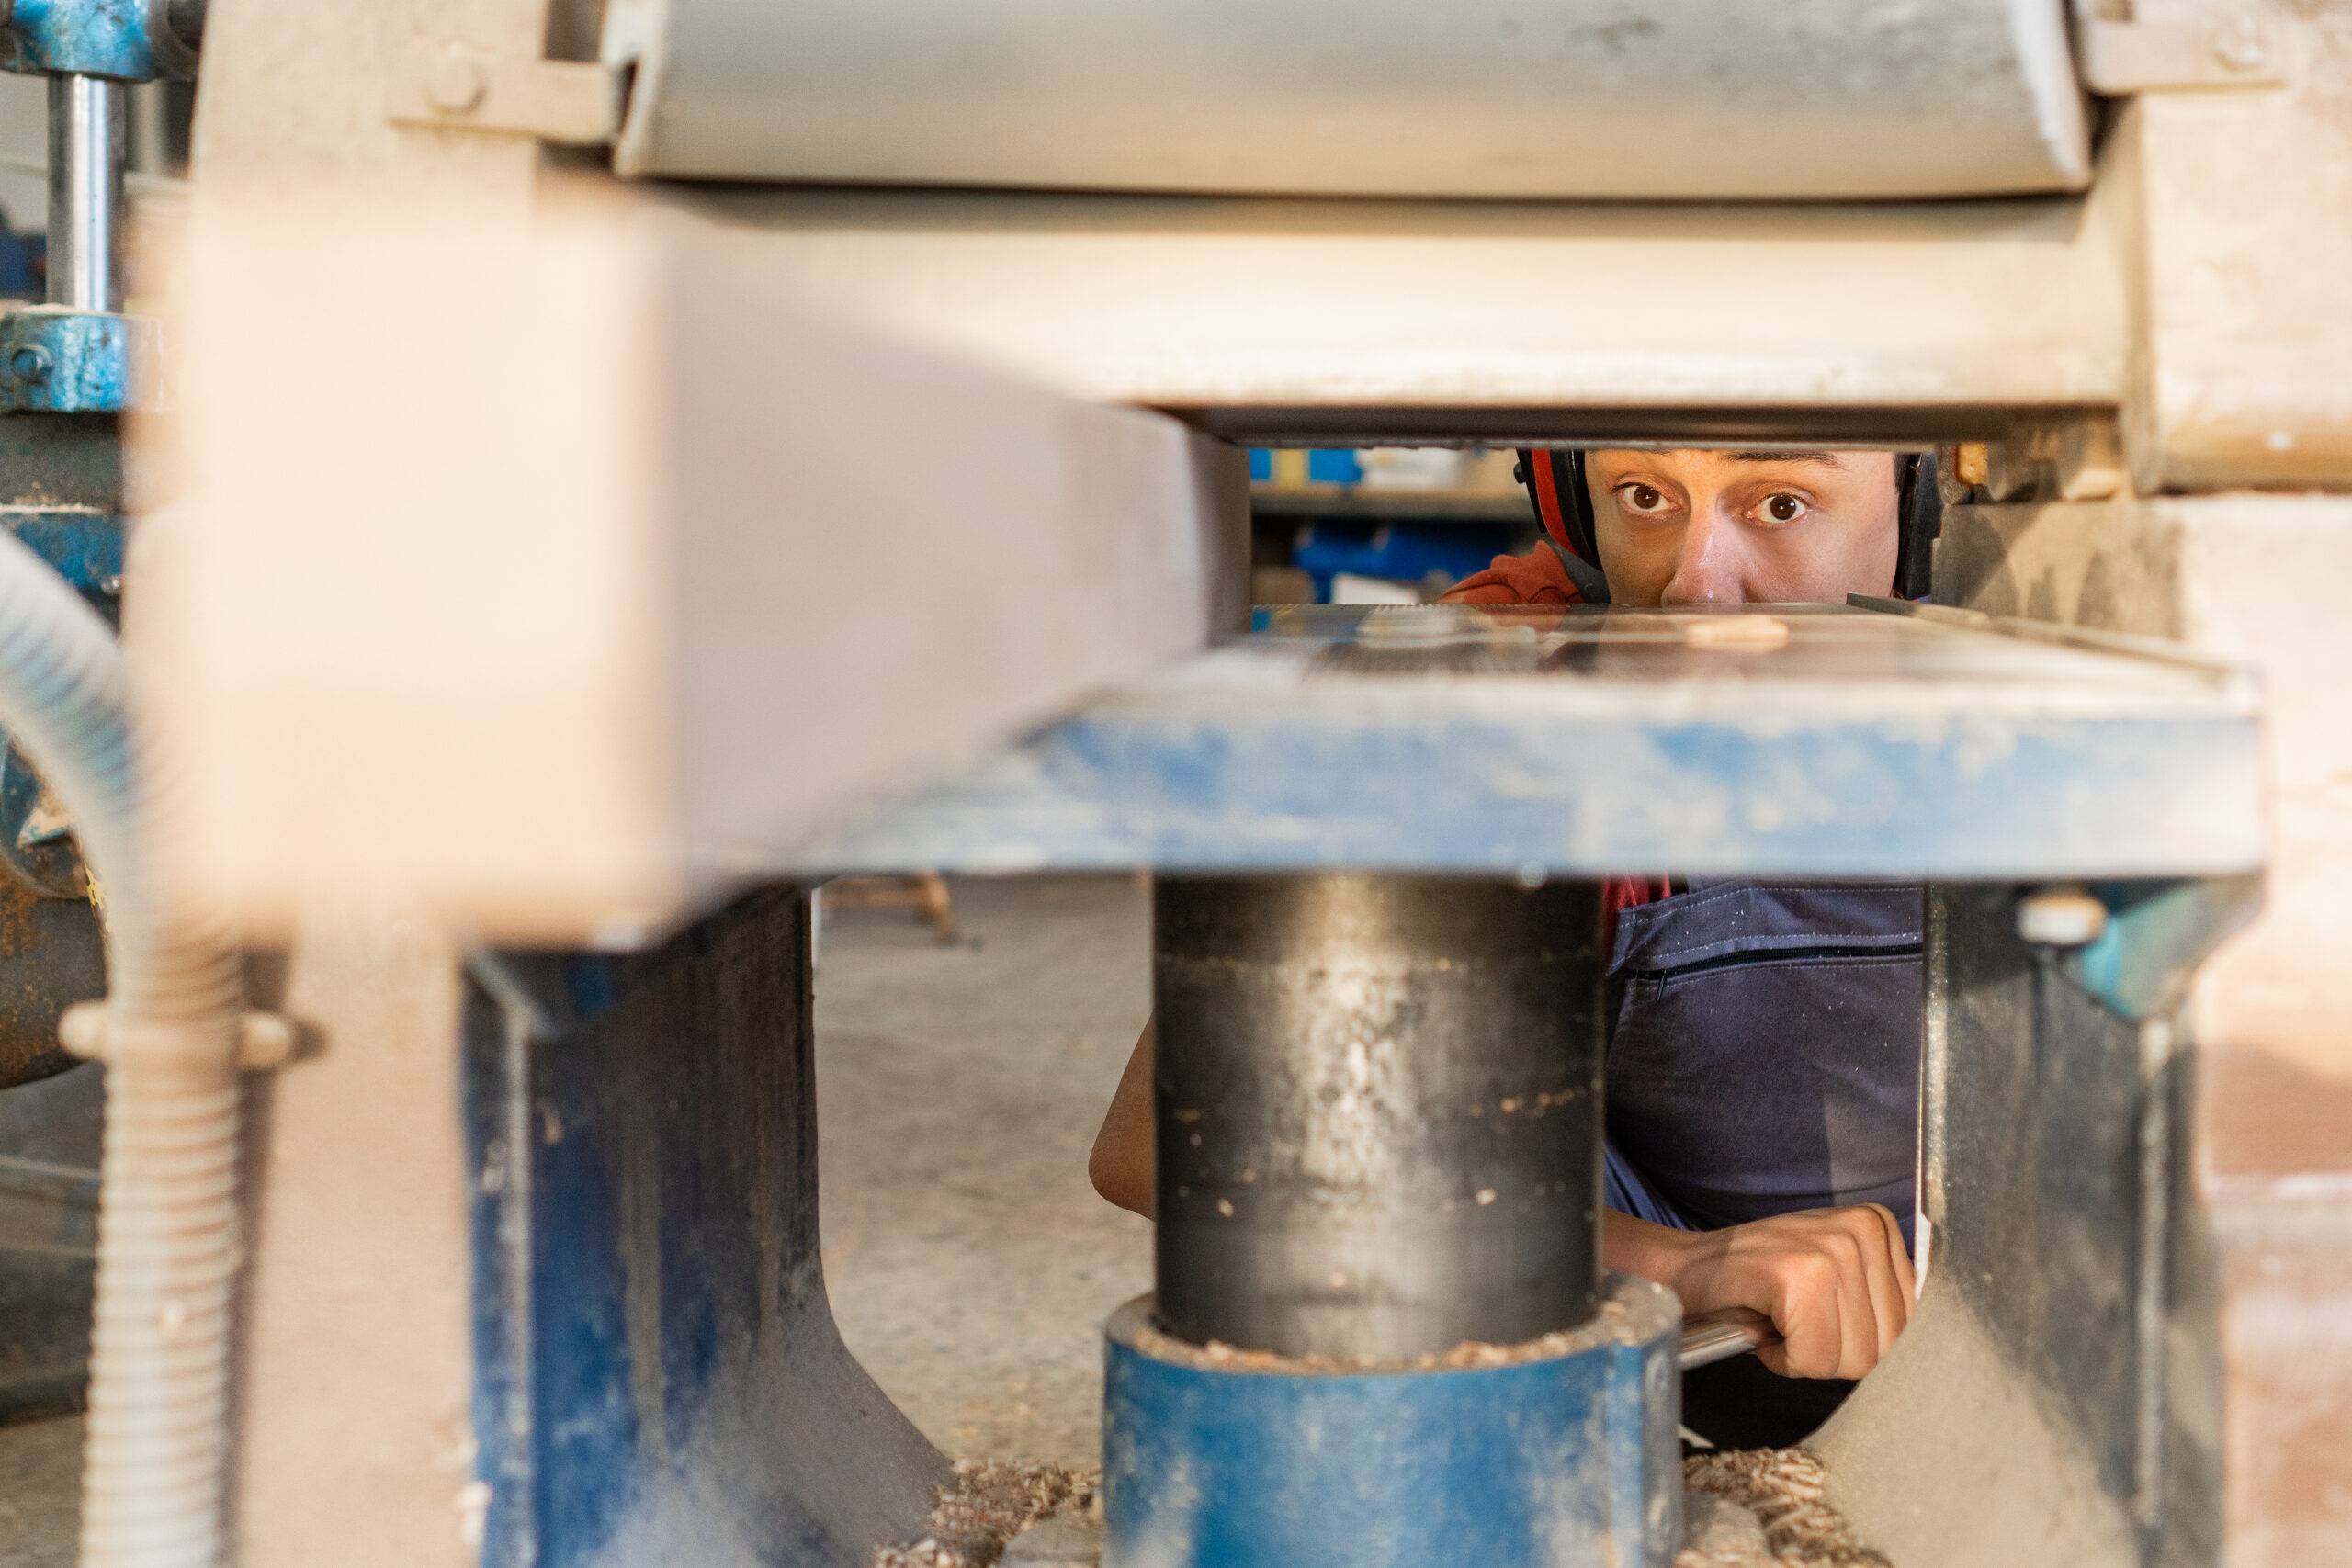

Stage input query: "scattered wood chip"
[{"left": 871, "top": 1461, "right": 1097, "bottom": 1568}]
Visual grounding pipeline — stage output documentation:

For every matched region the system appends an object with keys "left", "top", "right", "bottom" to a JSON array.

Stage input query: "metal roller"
[
  {"left": 607, "top": 0, "right": 2089, "bottom": 200},
  {"left": 1152, "top": 873, "right": 1603, "bottom": 1359}
]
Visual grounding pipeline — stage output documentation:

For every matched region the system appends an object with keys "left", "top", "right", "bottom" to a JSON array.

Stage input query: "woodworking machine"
[{"left": 0, "top": 3, "right": 2346, "bottom": 1567}]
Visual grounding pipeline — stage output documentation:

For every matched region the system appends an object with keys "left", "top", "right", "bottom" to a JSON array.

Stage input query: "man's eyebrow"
[{"left": 1724, "top": 450, "right": 1844, "bottom": 468}]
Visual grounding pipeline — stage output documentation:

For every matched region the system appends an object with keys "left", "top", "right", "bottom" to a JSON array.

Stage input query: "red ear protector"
[
  {"left": 1517, "top": 449, "right": 1601, "bottom": 565},
  {"left": 1513, "top": 447, "right": 1943, "bottom": 602},
  {"left": 1514, "top": 448, "right": 1610, "bottom": 603}
]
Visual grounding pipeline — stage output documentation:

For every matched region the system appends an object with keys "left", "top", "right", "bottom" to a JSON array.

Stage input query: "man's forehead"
[{"left": 1588, "top": 447, "right": 1880, "bottom": 475}]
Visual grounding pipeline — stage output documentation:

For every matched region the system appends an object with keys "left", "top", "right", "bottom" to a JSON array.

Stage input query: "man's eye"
[
  {"left": 1620, "top": 484, "right": 1670, "bottom": 514},
  {"left": 1758, "top": 493, "right": 1809, "bottom": 524}
]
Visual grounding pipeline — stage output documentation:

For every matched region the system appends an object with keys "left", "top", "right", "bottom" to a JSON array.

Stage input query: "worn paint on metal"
[
  {"left": 460, "top": 887, "right": 945, "bottom": 1568},
  {"left": 1101, "top": 1279, "right": 1681, "bottom": 1568},
  {"left": 3, "top": 508, "right": 124, "bottom": 606},
  {"left": 2, "top": 0, "right": 176, "bottom": 82},
  {"left": 0, "top": 310, "right": 154, "bottom": 414},
  {"left": 797, "top": 604, "right": 2263, "bottom": 882}
]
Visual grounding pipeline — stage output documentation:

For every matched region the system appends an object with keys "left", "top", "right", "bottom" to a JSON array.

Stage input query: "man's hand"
[
  {"left": 1608, "top": 1205, "right": 1915, "bottom": 1380},
  {"left": 1089, "top": 1021, "right": 1157, "bottom": 1217}
]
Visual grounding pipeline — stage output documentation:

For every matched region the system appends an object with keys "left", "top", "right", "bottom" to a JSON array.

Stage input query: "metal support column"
[
  {"left": 45, "top": 73, "right": 124, "bottom": 314},
  {"left": 1151, "top": 873, "right": 1603, "bottom": 1359},
  {"left": 1105, "top": 873, "right": 1679, "bottom": 1568}
]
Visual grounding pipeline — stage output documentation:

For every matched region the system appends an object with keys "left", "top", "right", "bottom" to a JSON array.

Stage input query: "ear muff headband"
[{"left": 1521, "top": 448, "right": 1600, "bottom": 565}]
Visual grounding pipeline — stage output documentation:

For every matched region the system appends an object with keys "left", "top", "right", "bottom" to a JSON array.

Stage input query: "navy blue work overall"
[{"left": 1600, "top": 879, "right": 1924, "bottom": 1448}]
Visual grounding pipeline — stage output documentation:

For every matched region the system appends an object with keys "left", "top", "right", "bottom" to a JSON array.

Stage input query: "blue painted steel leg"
[
  {"left": 1102, "top": 1276, "right": 1683, "bottom": 1568},
  {"left": 461, "top": 886, "right": 947, "bottom": 1567}
]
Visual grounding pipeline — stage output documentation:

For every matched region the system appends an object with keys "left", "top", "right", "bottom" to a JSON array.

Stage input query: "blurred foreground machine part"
[
  {"left": 36, "top": 0, "right": 2346, "bottom": 1563},
  {"left": 0, "top": 0, "right": 194, "bottom": 1426}
]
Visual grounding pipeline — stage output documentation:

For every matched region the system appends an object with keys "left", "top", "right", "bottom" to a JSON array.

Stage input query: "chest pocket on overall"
[{"left": 1603, "top": 881, "right": 1924, "bottom": 1237}]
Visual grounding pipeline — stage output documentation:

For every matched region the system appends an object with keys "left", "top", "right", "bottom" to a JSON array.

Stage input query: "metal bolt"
[
  {"left": 7, "top": 344, "right": 51, "bottom": 383},
  {"left": 2018, "top": 886, "right": 2109, "bottom": 949},
  {"left": 422, "top": 52, "right": 488, "bottom": 115},
  {"left": 2212, "top": 24, "right": 2267, "bottom": 73}
]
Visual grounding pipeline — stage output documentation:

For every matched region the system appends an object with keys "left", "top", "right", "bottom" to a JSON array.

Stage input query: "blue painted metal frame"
[
  {"left": 2, "top": 0, "right": 182, "bottom": 82},
  {"left": 1102, "top": 1280, "right": 1683, "bottom": 1568},
  {"left": 0, "top": 310, "right": 155, "bottom": 415},
  {"left": 793, "top": 605, "right": 2264, "bottom": 882},
  {"left": 3, "top": 507, "right": 123, "bottom": 604},
  {"left": 460, "top": 886, "right": 945, "bottom": 1568}
]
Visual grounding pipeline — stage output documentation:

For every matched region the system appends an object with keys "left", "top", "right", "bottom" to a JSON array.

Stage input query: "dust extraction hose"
[{"left": 0, "top": 529, "right": 253, "bottom": 1567}]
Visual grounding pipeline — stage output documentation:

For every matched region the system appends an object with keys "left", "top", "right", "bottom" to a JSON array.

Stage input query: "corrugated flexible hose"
[{"left": 0, "top": 528, "right": 254, "bottom": 1567}]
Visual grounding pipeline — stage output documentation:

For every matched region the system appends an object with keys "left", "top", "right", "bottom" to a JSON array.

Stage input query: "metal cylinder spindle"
[
  {"left": 47, "top": 74, "right": 126, "bottom": 313},
  {"left": 1152, "top": 874, "right": 1604, "bottom": 1360}
]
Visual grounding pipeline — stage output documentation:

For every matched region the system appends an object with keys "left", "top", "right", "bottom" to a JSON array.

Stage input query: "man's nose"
[{"left": 1658, "top": 504, "right": 1744, "bottom": 605}]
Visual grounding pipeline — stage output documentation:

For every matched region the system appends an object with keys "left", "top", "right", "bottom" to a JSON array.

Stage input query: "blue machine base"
[{"left": 1102, "top": 1275, "right": 1683, "bottom": 1568}]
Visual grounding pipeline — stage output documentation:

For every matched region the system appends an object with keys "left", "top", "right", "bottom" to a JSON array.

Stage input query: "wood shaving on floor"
[
  {"left": 871, "top": 1461, "right": 1097, "bottom": 1568},
  {"left": 1680, "top": 1448, "right": 1890, "bottom": 1567},
  {"left": 871, "top": 1448, "right": 1886, "bottom": 1568}
]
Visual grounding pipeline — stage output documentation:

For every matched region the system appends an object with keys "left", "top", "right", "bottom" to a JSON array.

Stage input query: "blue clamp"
[
  {"left": 0, "top": 308, "right": 155, "bottom": 413},
  {"left": 3, "top": 0, "right": 195, "bottom": 83}
]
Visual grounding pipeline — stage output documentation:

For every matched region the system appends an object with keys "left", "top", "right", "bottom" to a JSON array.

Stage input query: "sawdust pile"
[
  {"left": 1125, "top": 1290, "right": 1638, "bottom": 1374},
  {"left": 870, "top": 1460, "right": 1096, "bottom": 1568},
  {"left": 871, "top": 1448, "right": 1883, "bottom": 1568},
  {"left": 1680, "top": 1448, "right": 1889, "bottom": 1568}
]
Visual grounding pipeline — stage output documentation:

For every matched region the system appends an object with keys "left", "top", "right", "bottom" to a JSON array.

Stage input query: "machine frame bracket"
[
  {"left": 2077, "top": 16, "right": 2285, "bottom": 95},
  {"left": 388, "top": 51, "right": 627, "bottom": 146}
]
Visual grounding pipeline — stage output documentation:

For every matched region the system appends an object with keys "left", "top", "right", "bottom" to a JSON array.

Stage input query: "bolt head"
[
  {"left": 422, "top": 52, "right": 489, "bottom": 115},
  {"left": 7, "top": 344, "right": 51, "bottom": 383},
  {"left": 2212, "top": 25, "right": 2267, "bottom": 73}
]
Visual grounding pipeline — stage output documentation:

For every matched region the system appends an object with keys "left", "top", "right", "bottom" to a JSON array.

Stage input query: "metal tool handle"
[{"left": 1677, "top": 1306, "right": 1781, "bottom": 1371}]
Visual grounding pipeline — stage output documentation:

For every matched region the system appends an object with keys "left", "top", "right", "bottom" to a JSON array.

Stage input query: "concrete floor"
[
  {"left": 0, "top": 1413, "right": 79, "bottom": 1568},
  {"left": 815, "top": 873, "right": 1154, "bottom": 1465},
  {"left": 0, "top": 874, "right": 1145, "bottom": 1556}
]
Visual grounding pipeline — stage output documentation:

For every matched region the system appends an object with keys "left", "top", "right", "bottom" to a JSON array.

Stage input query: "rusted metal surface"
[{"left": 0, "top": 877, "right": 105, "bottom": 1089}]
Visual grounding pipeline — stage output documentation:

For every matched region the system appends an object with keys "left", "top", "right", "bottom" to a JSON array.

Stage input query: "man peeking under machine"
[{"left": 1090, "top": 446, "right": 1942, "bottom": 1448}]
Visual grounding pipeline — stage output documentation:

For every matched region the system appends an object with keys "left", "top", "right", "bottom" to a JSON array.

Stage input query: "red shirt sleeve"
[{"left": 1442, "top": 546, "right": 1585, "bottom": 605}]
